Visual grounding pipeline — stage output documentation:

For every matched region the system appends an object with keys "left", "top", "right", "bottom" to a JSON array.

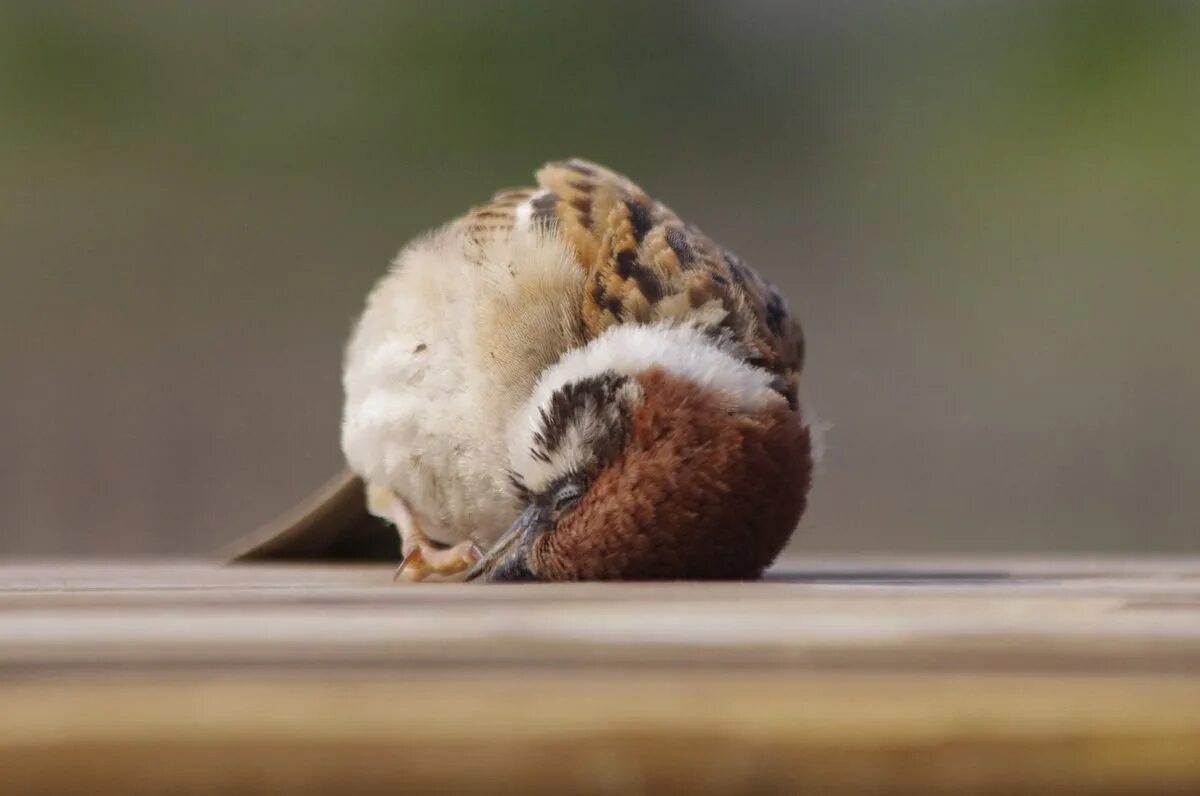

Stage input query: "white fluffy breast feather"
[
  {"left": 341, "top": 222, "right": 585, "bottom": 545},
  {"left": 506, "top": 323, "right": 786, "bottom": 494}
]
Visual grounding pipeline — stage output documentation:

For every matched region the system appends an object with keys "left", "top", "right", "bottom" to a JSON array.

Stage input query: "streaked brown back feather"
[{"left": 465, "top": 158, "right": 805, "bottom": 396}]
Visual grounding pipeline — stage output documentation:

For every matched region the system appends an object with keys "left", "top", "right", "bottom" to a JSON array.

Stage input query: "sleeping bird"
[{"left": 239, "top": 159, "right": 814, "bottom": 582}]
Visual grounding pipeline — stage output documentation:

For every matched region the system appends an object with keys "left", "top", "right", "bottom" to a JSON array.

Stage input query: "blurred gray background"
[{"left": 2, "top": 1, "right": 1196, "bottom": 557}]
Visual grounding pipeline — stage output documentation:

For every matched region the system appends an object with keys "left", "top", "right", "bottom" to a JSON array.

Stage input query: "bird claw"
[
  {"left": 393, "top": 547, "right": 423, "bottom": 582},
  {"left": 393, "top": 537, "right": 485, "bottom": 583}
]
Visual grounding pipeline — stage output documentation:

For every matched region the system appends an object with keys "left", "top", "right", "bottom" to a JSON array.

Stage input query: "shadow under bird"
[{"left": 229, "top": 159, "right": 814, "bottom": 582}]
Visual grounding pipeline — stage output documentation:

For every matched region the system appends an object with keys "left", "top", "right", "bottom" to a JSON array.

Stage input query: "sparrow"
[{"left": 232, "top": 159, "right": 813, "bottom": 582}]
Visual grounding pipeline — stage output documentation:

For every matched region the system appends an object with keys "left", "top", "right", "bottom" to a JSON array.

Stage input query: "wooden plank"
[
  {"left": 2, "top": 558, "right": 1198, "bottom": 673},
  {"left": 1, "top": 557, "right": 1198, "bottom": 794},
  {"left": 2, "top": 674, "right": 1199, "bottom": 795}
]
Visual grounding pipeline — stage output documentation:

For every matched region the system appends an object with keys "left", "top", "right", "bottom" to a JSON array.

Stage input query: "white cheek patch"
[
  {"left": 523, "top": 425, "right": 589, "bottom": 495},
  {"left": 526, "top": 323, "right": 781, "bottom": 417}
]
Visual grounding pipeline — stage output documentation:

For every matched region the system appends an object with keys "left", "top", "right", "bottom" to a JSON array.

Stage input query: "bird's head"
[{"left": 467, "top": 323, "right": 812, "bottom": 582}]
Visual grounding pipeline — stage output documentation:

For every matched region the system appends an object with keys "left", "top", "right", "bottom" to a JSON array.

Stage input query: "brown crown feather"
[{"left": 530, "top": 367, "right": 812, "bottom": 581}]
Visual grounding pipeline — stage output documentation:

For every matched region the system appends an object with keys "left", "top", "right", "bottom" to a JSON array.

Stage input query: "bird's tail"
[{"left": 218, "top": 470, "right": 399, "bottom": 563}]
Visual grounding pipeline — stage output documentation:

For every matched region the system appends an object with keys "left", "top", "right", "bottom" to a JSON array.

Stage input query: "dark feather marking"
[
  {"left": 723, "top": 252, "right": 748, "bottom": 286},
  {"left": 571, "top": 195, "right": 593, "bottom": 229},
  {"left": 634, "top": 270, "right": 664, "bottom": 304},
  {"left": 614, "top": 249, "right": 663, "bottom": 304},
  {"left": 531, "top": 192, "right": 559, "bottom": 227},
  {"left": 614, "top": 249, "right": 637, "bottom": 279},
  {"left": 626, "top": 200, "right": 653, "bottom": 244},
  {"left": 591, "top": 274, "right": 623, "bottom": 317},
  {"left": 765, "top": 290, "right": 787, "bottom": 335},
  {"left": 665, "top": 227, "right": 695, "bottom": 268},
  {"left": 506, "top": 469, "right": 532, "bottom": 503},
  {"left": 769, "top": 374, "right": 799, "bottom": 411}
]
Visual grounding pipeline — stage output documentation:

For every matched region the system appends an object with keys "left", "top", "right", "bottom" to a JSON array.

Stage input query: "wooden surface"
[{"left": 1, "top": 556, "right": 1199, "bottom": 794}]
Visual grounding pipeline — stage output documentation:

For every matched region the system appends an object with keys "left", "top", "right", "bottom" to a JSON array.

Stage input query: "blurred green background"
[{"left": 2, "top": 1, "right": 1196, "bottom": 556}]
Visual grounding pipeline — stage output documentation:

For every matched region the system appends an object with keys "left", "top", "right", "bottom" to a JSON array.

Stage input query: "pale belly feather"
[{"left": 340, "top": 225, "right": 584, "bottom": 546}]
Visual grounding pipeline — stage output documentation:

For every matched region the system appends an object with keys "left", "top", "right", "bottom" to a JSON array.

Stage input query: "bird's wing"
[
  {"left": 460, "top": 187, "right": 538, "bottom": 266},
  {"left": 460, "top": 159, "right": 803, "bottom": 390},
  {"left": 533, "top": 159, "right": 804, "bottom": 390}
]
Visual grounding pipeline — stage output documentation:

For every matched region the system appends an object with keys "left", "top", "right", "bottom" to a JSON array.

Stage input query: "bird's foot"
[{"left": 394, "top": 537, "right": 484, "bottom": 583}]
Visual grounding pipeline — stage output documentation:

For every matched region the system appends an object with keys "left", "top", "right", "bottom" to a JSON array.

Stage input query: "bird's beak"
[{"left": 465, "top": 504, "right": 548, "bottom": 582}]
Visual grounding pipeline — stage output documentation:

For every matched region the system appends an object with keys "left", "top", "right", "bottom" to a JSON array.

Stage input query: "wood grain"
[{"left": 1, "top": 557, "right": 1198, "bottom": 794}]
